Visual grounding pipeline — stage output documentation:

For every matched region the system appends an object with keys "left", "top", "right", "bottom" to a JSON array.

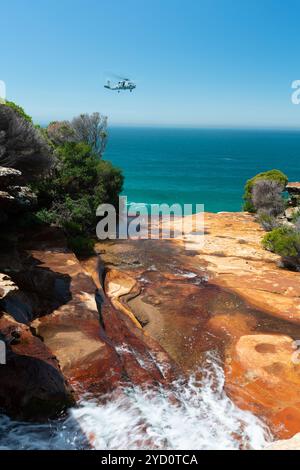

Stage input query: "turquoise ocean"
[{"left": 104, "top": 127, "right": 300, "bottom": 213}]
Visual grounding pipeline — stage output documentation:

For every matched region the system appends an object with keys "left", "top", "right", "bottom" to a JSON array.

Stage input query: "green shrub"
[
  {"left": 47, "top": 121, "right": 75, "bottom": 146},
  {"left": 243, "top": 199, "right": 254, "bottom": 212},
  {"left": 33, "top": 141, "right": 123, "bottom": 251},
  {"left": 262, "top": 226, "right": 300, "bottom": 257},
  {"left": 257, "top": 210, "right": 279, "bottom": 231},
  {"left": 243, "top": 170, "right": 288, "bottom": 212},
  {"left": 291, "top": 208, "right": 300, "bottom": 223},
  {"left": 4, "top": 101, "right": 32, "bottom": 122},
  {"left": 71, "top": 113, "right": 107, "bottom": 158},
  {"left": 67, "top": 235, "right": 95, "bottom": 256},
  {"left": 35, "top": 208, "right": 57, "bottom": 225},
  {"left": 58, "top": 196, "right": 95, "bottom": 233},
  {"left": 46, "top": 113, "right": 108, "bottom": 159},
  {"left": 0, "top": 101, "right": 122, "bottom": 257},
  {"left": 34, "top": 141, "right": 123, "bottom": 206},
  {"left": 94, "top": 160, "right": 124, "bottom": 209}
]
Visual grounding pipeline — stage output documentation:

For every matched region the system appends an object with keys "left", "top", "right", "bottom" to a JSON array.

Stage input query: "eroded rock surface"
[
  {"left": 95, "top": 212, "right": 300, "bottom": 439},
  {"left": 0, "top": 225, "right": 183, "bottom": 421},
  {"left": 225, "top": 334, "right": 300, "bottom": 438},
  {"left": 0, "top": 166, "right": 22, "bottom": 188},
  {"left": 29, "top": 249, "right": 123, "bottom": 397},
  {"left": 195, "top": 212, "right": 300, "bottom": 325},
  {"left": 0, "top": 166, "right": 36, "bottom": 220},
  {"left": 0, "top": 312, "right": 74, "bottom": 420},
  {"left": 1, "top": 211, "right": 300, "bottom": 439},
  {"left": 0, "top": 273, "right": 18, "bottom": 299},
  {"left": 26, "top": 237, "right": 179, "bottom": 401}
]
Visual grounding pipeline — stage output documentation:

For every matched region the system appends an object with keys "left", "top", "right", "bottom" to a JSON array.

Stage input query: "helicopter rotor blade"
[{"left": 105, "top": 71, "right": 133, "bottom": 81}]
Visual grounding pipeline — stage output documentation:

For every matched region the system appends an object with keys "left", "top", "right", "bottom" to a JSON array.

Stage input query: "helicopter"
[{"left": 104, "top": 77, "right": 136, "bottom": 93}]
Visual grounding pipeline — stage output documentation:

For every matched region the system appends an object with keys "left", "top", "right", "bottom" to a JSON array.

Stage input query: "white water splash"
[{"left": 0, "top": 355, "right": 272, "bottom": 450}]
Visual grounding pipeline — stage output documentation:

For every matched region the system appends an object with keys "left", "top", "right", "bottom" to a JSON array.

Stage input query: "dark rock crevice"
[{"left": 0, "top": 250, "right": 72, "bottom": 324}]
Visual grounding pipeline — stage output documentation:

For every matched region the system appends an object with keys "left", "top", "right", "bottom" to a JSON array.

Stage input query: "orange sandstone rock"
[
  {"left": 96, "top": 212, "right": 300, "bottom": 438},
  {"left": 0, "top": 312, "right": 74, "bottom": 420},
  {"left": 225, "top": 334, "right": 300, "bottom": 439}
]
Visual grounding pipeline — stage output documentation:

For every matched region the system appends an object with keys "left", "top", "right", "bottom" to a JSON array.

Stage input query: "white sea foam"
[{"left": 0, "top": 354, "right": 272, "bottom": 450}]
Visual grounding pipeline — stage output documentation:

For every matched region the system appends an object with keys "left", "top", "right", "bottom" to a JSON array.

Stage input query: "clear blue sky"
[{"left": 1, "top": 0, "right": 300, "bottom": 127}]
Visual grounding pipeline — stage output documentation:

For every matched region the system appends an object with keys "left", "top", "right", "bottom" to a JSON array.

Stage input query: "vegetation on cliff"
[
  {"left": 243, "top": 169, "right": 288, "bottom": 212},
  {"left": 3, "top": 101, "right": 33, "bottom": 123},
  {"left": 34, "top": 140, "right": 123, "bottom": 254},
  {"left": 0, "top": 104, "right": 53, "bottom": 179},
  {"left": 46, "top": 113, "right": 107, "bottom": 158},
  {"left": 251, "top": 179, "right": 285, "bottom": 217},
  {"left": 262, "top": 226, "right": 300, "bottom": 270},
  {"left": 262, "top": 226, "right": 300, "bottom": 258},
  {"left": 244, "top": 169, "right": 300, "bottom": 270},
  {"left": 0, "top": 102, "right": 123, "bottom": 254}
]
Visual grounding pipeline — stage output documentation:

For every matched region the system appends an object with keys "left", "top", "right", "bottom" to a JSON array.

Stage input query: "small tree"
[
  {"left": 46, "top": 113, "right": 108, "bottom": 158},
  {"left": 47, "top": 121, "right": 75, "bottom": 146},
  {"left": 71, "top": 113, "right": 108, "bottom": 158},
  {"left": 252, "top": 179, "right": 285, "bottom": 216},
  {"left": 243, "top": 169, "right": 288, "bottom": 212}
]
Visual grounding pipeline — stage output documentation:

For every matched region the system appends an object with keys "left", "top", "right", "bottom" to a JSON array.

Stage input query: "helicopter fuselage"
[{"left": 104, "top": 80, "right": 136, "bottom": 92}]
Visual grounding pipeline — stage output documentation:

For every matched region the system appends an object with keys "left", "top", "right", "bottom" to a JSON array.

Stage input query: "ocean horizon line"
[{"left": 37, "top": 121, "right": 300, "bottom": 132}]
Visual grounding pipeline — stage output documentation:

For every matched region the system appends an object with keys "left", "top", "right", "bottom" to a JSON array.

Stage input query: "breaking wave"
[{"left": 0, "top": 355, "right": 272, "bottom": 450}]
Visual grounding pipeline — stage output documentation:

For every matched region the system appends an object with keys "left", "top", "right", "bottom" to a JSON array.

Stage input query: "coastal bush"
[
  {"left": 294, "top": 217, "right": 300, "bottom": 233},
  {"left": 47, "top": 121, "right": 75, "bottom": 146},
  {"left": 243, "top": 169, "right": 288, "bottom": 212},
  {"left": 291, "top": 208, "right": 300, "bottom": 224},
  {"left": 4, "top": 101, "right": 32, "bottom": 123},
  {"left": 252, "top": 179, "right": 285, "bottom": 216},
  {"left": 71, "top": 113, "right": 108, "bottom": 158},
  {"left": 0, "top": 104, "right": 53, "bottom": 180},
  {"left": 45, "top": 113, "right": 108, "bottom": 159},
  {"left": 0, "top": 101, "right": 123, "bottom": 256},
  {"left": 67, "top": 235, "right": 95, "bottom": 256},
  {"left": 262, "top": 226, "right": 300, "bottom": 269},
  {"left": 39, "top": 141, "right": 123, "bottom": 206},
  {"left": 49, "top": 196, "right": 95, "bottom": 234},
  {"left": 33, "top": 141, "right": 123, "bottom": 255},
  {"left": 257, "top": 209, "right": 280, "bottom": 231}
]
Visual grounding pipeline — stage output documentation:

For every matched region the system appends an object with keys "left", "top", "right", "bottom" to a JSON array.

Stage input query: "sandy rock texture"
[{"left": 95, "top": 212, "right": 300, "bottom": 439}]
